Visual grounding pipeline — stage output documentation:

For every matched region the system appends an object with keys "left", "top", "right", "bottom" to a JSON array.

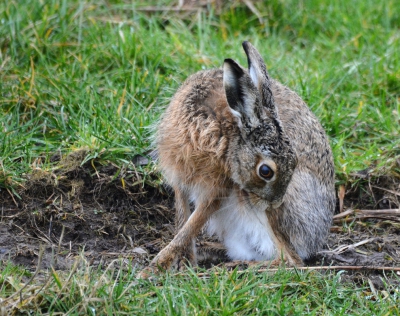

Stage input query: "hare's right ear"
[
  {"left": 223, "top": 58, "right": 258, "bottom": 125},
  {"left": 242, "top": 41, "right": 275, "bottom": 114}
]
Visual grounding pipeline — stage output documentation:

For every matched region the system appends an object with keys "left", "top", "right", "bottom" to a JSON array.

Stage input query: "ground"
[{"left": 1, "top": 152, "right": 399, "bottom": 288}]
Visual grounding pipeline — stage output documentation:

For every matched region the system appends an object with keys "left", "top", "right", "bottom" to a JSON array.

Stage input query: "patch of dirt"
[
  {"left": 315, "top": 169, "right": 400, "bottom": 287},
  {"left": 1, "top": 151, "right": 175, "bottom": 272},
  {"left": 1, "top": 153, "right": 399, "bottom": 287}
]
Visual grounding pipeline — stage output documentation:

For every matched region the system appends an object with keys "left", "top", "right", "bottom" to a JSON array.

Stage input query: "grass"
[
  {"left": 1, "top": 0, "right": 400, "bottom": 314},
  {"left": 1, "top": 257, "right": 399, "bottom": 315},
  {"left": 0, "top": 0, "right": 399, "bottom": 191}
]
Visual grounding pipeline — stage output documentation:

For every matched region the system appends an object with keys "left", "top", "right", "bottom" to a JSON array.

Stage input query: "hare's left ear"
[
  {"left": 223, "top": 58, "right": 259, "bottom": 125},
  {"left": 242, "top": 41, "right": 276, "bottom": 114}
]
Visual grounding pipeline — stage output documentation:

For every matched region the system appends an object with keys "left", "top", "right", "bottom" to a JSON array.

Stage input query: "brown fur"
[
  {"left": 137, "top": 42, "right": 334, "bottom": 279},
  {"left": 157, "top": 70, "right": 235, "bottom": 191}
]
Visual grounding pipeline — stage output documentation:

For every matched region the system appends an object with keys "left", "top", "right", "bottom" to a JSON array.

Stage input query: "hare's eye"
[{"left": 259, "top": 164, "right": 274, "bottom": 180}]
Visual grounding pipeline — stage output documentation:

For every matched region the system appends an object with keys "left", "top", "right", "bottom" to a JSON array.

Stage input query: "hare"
[{"left": 138, "top": 41, "right": 335, "bottom": 278}]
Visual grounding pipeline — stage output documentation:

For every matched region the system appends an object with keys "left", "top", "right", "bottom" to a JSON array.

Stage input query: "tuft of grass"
[{"left": 1, "top": 258, "right": 399, "bottom": 315}]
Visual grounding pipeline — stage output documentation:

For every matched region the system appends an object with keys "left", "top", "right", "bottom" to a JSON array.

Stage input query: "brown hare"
[{"left": 138, "top": 41, "right": 335, "bottom": 278}]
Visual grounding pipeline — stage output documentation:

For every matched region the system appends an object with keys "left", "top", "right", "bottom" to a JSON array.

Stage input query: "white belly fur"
[{"left": 206, "top": 192, "right": 276, "bottom": 261}]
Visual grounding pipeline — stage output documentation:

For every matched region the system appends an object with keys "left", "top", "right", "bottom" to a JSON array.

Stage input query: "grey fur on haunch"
[{"left": 137, "top": 41, "right": 335, "bottom": 278}]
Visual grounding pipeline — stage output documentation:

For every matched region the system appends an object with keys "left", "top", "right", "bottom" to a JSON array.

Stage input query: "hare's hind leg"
[
  {"left": 196, "top": 241, "right": 228, "bottom": 265},
  {"left": 137, "top": 197, "right": 221, "bottom": 278}
]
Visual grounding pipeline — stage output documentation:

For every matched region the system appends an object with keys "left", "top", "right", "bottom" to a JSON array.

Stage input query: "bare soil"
[{"left": 1, "top": 153, "right": 399, "bottom": 288}]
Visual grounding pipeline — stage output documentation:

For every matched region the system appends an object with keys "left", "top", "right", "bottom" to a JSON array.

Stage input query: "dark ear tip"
[
  {"left": 242, "top": 41, "right": 251, "bottom": 52},
  {"left": 223, "top": 58, "right": 243, "bottom": 76},
  {"left": 242, "top": 41, "right": 252, "bottom": 56},
  {"left": 242, "top": 41, "right": 248, "bottom": 52},
  {"left": 224, "top": 58, "right": 240, "bottom": 69}
]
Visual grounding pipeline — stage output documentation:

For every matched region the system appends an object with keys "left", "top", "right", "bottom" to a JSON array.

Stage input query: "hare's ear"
[
  {"left": 223, "top": 58, "right": 258, "bottom": 124},
  {"left": 242, "top": 41, "right": 275, "bottom": 113}
]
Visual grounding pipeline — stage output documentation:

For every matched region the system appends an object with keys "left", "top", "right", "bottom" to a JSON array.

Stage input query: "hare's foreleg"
[
  {"left": 138, "top": 197, "right": 220, "bottom": 278},
  {"left": 174, "top": 188, "right": 190, "bottom": 231},
  {"left": 269, "top": 239, "right": 303, "bottom": 267},
  {"left": 174, "top": 188, "right": 196, "bottom": 267},
  {"left": 266, "top": 208, "right": 303, "bottom": 267}
]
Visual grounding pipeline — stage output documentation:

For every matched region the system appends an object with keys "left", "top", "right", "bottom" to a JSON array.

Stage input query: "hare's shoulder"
[
  {"left": 169, "top": 68, "right": 236, "bottom": 144},
  {"left": 173, "top": 69, "right": 225, "bottom": 109},
  {"left": 180, "top": 68, "right": 223, "bottom": 90},
  {"left": 157, "top": 69, "right": 235, "bottom": 188}
]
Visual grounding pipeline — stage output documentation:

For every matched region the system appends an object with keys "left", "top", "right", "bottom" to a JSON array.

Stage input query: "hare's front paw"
[
  {"left": 137, "top": 244, "right": 196, "bottom": 279},
  {"left": 268, "top": 254, "right": 303, "bottom": 268},
  {"left": 267, "top": 258, "right": 285, "bottom": 268},
  {"left": 223, "top": 259, "right": 284, "bottom": 270},
  {"left": 136, "top": 265, "right": 156, "bottom": 280},
  {"left": 222, "top": 260, "right": 260, "bottom": 270}
]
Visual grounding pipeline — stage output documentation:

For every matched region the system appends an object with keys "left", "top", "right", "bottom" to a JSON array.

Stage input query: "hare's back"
[{"left": 271, "top": 80, "right": 334, "bottom": 183}]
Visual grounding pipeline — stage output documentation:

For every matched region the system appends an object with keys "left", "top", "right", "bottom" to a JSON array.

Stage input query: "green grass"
[
  {"left": 1, "top": 258, "right": 399, "bottom": 315},
  {"left": 1, "top": 0, "right": 399, "bottom": 190},
  {"left": 1, "top": 0, "right": 400, "bottom": 314}
]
